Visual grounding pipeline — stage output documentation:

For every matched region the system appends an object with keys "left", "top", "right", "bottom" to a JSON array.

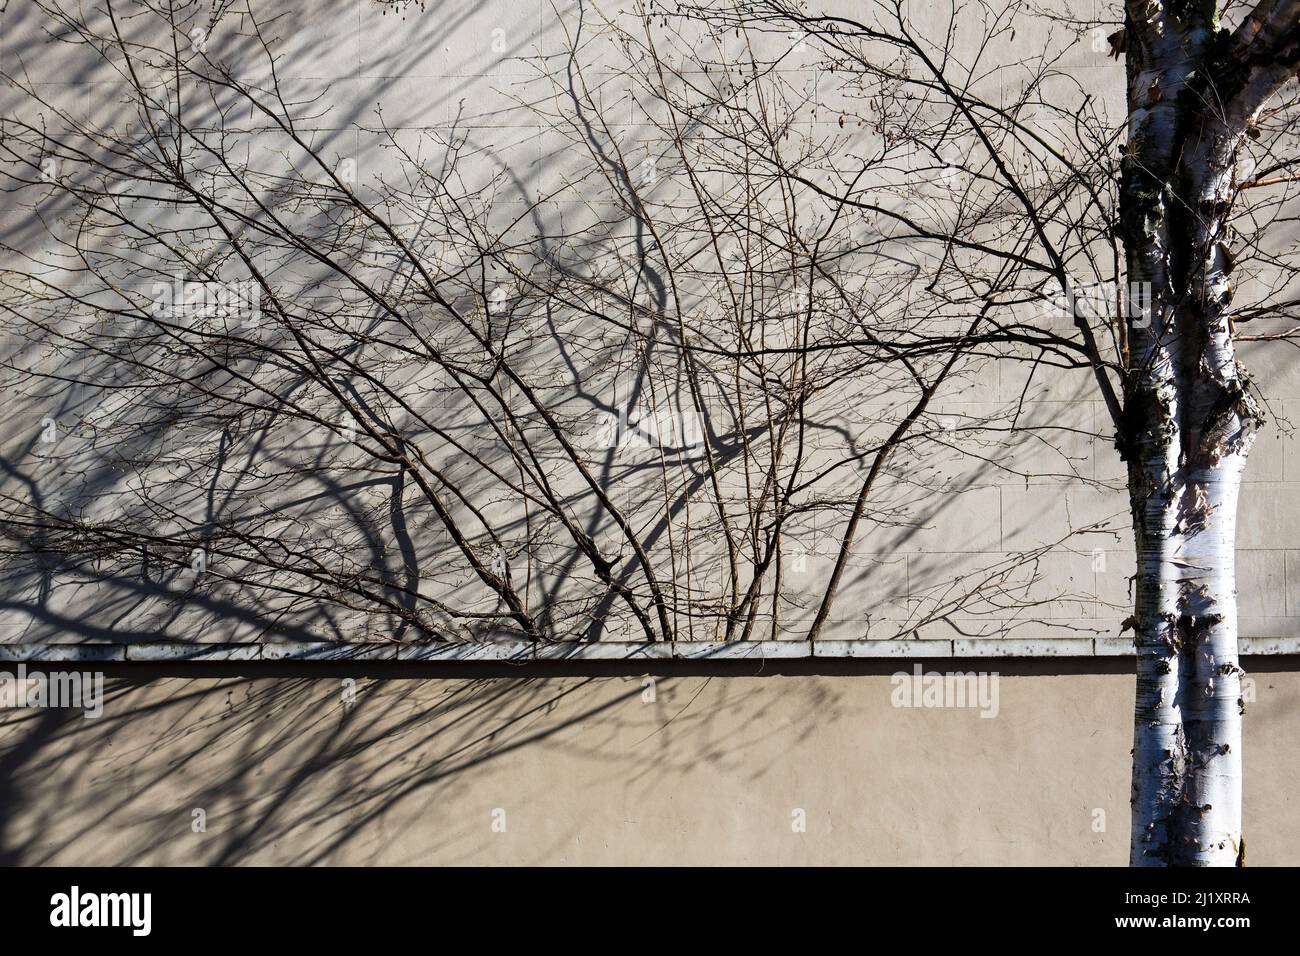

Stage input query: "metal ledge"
[{"left": 1, "top": 635, "right": 1298, "bottom": 663}]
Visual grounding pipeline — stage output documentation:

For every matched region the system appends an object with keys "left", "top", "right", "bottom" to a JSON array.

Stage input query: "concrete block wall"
[{"left": 0, "top": 1, "right": 1298, "bottom": 656}]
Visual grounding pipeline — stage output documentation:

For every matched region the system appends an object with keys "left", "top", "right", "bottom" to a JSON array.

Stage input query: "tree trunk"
[
  {"left": 1128, "top": 441, "right": 1251, "bottom": 865},
  {"left": 1121, "top": 12, "right": 1264, "bottom": 864}
]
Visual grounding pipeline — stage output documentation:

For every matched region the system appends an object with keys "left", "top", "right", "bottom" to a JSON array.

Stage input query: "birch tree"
[{"left": 1114, "top": 0, "right": 1300, "bottom": 869}]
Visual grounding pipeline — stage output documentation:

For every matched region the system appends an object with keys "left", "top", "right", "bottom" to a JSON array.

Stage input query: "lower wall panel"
[{"left": 1, "top": 660, "right": 1296, "bottom": 865}]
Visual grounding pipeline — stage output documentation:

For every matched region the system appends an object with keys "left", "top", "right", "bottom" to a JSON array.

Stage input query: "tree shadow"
[{"left": 0, "top": 660, "right": 845, "bottom": 864}]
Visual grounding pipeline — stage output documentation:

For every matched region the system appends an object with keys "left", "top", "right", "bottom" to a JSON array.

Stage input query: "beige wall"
[
  {"left": 1, "top": 3, "right": 1298, "bottom": 867},
  {"left": 2, "top": 660, "right": 1296, "bottom": 865}
]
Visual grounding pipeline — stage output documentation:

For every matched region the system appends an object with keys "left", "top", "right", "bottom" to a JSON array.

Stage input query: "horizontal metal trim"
[{"left": 1, "top": 636, "right": 1298, "bottom": 663}]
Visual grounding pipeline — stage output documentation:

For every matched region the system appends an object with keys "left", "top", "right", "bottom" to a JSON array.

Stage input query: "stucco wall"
[{"left": 2, "top": 659, "right": 1296, "bottom": 865}]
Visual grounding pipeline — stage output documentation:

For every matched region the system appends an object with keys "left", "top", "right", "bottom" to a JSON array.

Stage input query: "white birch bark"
[{"left": 1121, "top": 0, "right": 1293, "bottom": 864}]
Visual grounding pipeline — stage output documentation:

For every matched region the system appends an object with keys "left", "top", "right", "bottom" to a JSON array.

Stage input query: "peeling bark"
[{"left": 1121, "top": 0, "right": 1278, "bottom": 865}]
